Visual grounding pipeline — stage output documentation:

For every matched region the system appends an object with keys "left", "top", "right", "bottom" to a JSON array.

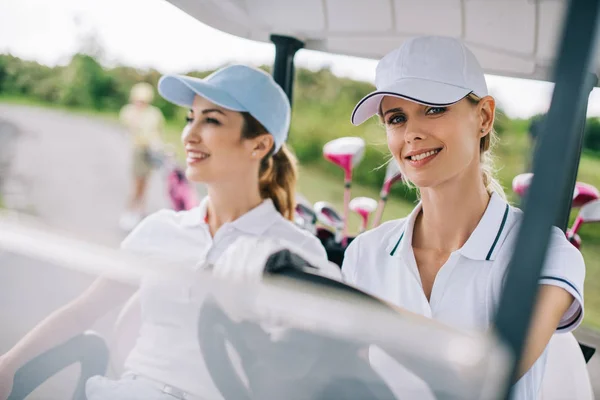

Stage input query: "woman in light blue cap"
[{"left": 0, "top": 65, "right": 334, "bottom": 400}]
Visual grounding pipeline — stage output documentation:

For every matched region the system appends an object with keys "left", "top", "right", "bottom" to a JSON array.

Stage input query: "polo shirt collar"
[
  {"left": 459, "top": 192, "right": 510, "bottom": 261},
  {"left": 181, "top": 196, "right": 280, "bottom": 235},
  {"left": 386, "top": 192, "right": 510, "bottom": 261}
]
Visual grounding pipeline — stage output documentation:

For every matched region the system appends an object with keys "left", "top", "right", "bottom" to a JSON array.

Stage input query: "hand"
[{"left": 0, "top": 356, "right": 16, "bottom": 400}]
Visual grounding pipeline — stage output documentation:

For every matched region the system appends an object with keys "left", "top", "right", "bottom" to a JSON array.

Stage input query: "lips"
[
  {"left": 406, "top": 148, "right": 441, "bottom": 161},
  {"left": 186, "top": 150, "right": 210, "bottom": 164},
  {"left": 404, "top": 147, "right": 443, "bottom": 167}
]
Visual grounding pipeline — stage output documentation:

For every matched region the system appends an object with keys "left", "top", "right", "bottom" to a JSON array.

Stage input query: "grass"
[{"left": 2, "top": 95, "right": 600, "bottom": 329}]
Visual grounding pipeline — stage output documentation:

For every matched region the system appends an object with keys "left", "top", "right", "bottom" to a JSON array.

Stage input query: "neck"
[
  {"left": 414, "top": 168, "right": 491, "bottom": 252},
  {"left": 205, "top": 179, "right": 263, "bottom": 236}
]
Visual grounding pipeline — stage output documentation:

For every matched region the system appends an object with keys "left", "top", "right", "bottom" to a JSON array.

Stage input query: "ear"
[
  {"left": 251, "top": 133, "right": 275, "bottom": 159},
  {"left": 478, "top": 96, "right": 496, "bottom": 138}
]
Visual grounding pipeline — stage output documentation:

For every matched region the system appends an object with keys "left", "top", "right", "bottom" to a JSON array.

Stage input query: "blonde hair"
[
  {"left": 129, "top": 82, "right": 155, "bottom": 104},
  {"left": 241, "top": 112, "right": 298, "bottom": 221},
  {"left": 468, "top": 93, "right": 506, "bottom": 199},
  {"left": 380, "top": 93, "right": 506, "bottom": 199}
]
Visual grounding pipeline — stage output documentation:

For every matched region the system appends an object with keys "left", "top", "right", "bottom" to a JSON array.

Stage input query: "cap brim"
[
  {"left": 158, "top": 75, "right": 246, "bottom": 111},
  {"left": 351, "top": 78, "right": 472, "bottom": 125}
]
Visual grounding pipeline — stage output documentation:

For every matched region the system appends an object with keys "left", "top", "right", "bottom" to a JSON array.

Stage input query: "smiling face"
[
  {"left": 379, "top": 95, "right": 495, "bottom": 190},
  {"left": 181, "top": 96, "right": 273, "bottom": 185}
]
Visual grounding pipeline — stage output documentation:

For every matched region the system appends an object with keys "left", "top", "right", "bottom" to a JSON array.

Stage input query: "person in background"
[{"left": 119, "top": 82, "right": 166, "bottom": 231}]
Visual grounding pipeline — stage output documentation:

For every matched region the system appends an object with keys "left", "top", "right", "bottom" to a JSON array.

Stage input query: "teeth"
[
  {"left": 410, "top": 149, "right": 439, "bottom": 161},
  {"left": 187, "top": 151, "right": 209, "bottom": 159}
]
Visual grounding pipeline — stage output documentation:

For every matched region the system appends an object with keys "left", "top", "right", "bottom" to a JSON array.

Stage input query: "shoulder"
[
  {"left": 120, "top": 208, "right": 197, "bottom": 252},
  {"left": 266, "top": 217, "right": 341, "bottom": 279},
  {"left": 341, "top": 217, "right": 408, "bottom": 282},
  {"left": 119, "top": 104, "right": 134, "bottom": 119},
  {"left": 268, "top": 216, "right": 328, "bottom": 260},
  {"left": 348, "top": 217, "right": 408, "bottom": 254}
]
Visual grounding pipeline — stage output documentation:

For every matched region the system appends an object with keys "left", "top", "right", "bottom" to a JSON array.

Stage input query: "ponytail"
[
  {"left": 258, "top": 144, "right": 298, "bottom": 221},
  {"left": 469, "top": 94, "right": 507, "bottom": 200},
  {"left": 241, "top": 112, "right": 298, "bottom": 221}
]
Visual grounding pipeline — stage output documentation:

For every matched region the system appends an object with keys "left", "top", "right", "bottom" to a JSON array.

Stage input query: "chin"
[
  {"left": 405, "top": 172, "right": 443, "bottom": 190},
  {"left": 185, "top": 168, "right": 207, "bottom": 184}
]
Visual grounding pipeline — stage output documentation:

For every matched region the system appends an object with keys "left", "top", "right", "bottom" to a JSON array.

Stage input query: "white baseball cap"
[{"left": 351, "top": 36, "right": 488, "bottom": 125}]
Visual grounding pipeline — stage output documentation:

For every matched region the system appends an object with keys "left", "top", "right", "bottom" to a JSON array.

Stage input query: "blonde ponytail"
[
  {"left": 480, "top": 127, "right": 507, "bottom": 200},
  {"left": 471, "top": 94, "right": 507, "bottom": 200},
  {"left": 258, "top": 144, "right": 298, "bottom": 221},
  {"left": 241, "top": 112, "right": 298, "bottom": 221}
]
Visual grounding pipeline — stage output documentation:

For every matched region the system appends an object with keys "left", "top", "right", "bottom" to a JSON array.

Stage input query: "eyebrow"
[
  {"left": 189, "top": 108, "right": 227, "bottom": 116},
  {"left": 201, "top": 108, "right": 226, "bottom": 116},
  {"left": 382, "top": 107, "right": 404, "bottom": 117}
]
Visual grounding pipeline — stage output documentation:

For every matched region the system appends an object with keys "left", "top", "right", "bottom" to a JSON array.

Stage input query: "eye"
[
  {"left": 387, "top": 114, "right": 406, "bottom": 125},
  {"left": 185, "top": 110, "right": 194, "bottom": 124},
  {"left": 426, "top": 106, "right": 447, "bottom": 115},
  {"left": 204, "top": 117, "right": 221, "bottom": 125}
]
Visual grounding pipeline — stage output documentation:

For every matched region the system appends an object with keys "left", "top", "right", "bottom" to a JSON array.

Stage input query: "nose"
[
  {"left": 181, "top": 123, "right": 200, "bottom": 145},
  {"left": 403, "top": 119, "right": 427, "bottom": 144}
]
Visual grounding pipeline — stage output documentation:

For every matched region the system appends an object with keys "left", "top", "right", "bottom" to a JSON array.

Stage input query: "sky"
[{"left": 2, "top": 0, "right": 600, "bottom": 119}]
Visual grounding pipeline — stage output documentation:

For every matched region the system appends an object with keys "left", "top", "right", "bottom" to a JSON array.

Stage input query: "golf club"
[
  {"left": 314, "top": 201, "right": 344, "bottom": 244},
  {"left": 513, "top": 173, "right": 599, "bottom": 209},
  {"left": 349, "top": 196, "right": 378, "bottom": 233},
  {"left": 371, "top": 160, "right": 403, "bottom": 228},
  {"left": 567, "top": 199, "right": 600, "bottom": 249},
  {"left": 294, "top": 198, "right": 318, "bottom": 235},
  {"left": 323, "top": 137, "right": 365, "bottom": 246}
]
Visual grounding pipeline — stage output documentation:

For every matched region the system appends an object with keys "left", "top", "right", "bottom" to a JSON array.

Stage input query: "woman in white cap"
[
  {"left": 342, "top": 36, "right": 585, "bottom": 399},
  {"left": 0, "top": 65, "right": 335, "bottom": 400}
]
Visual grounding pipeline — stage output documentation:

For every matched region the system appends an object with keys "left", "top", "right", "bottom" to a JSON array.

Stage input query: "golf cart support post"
[{"left": 270, "top": 34, "right": 304, "bottom": 106}]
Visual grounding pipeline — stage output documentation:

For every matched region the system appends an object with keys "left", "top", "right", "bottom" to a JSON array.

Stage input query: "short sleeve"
[
  {"left": 120, "top": 209, "right": 175, "bottom": 253},
  {"left": 341, "top": 237, "right": 360, "bottom": 284},
  {"left": 539, "top": 229, "right": 586, "bottom": 333}
]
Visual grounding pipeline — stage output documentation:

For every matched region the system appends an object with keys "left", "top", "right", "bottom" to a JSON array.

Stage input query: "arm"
[
  {"left": 0, "top": 276, "right": 135, "bottom": 373},
  {"left": 515, "top": 285, "right": 574, "bottom": 380}
]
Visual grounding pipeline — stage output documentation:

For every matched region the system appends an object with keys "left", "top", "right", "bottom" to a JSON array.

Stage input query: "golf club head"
[
  {"left": 579, "top": 199, "right": 600, "bottom": 223},
  {"left": 323, "top": 137, "right": 366, "bottom": 178},
  {"left": 383, "top": 161, "right": 403, "bottom": 194},
  {"left": 314, "top": 201, "right": 344, "bottom": 243},
  {"left": 572, "top": 182, "right": 600, "bottom": 208},
  {"left": 511, "top": 173, "right": 533, "bottom": 197},
  {"left": 295, "top": 203, "right": 318, "bottom": 235},
  {"left": 513, "top": 173, "right": 597, "bottom": 210},
  {"left": 350, "top": 197, "right": 378, "bottom": 218},
  {"left": 350, "top": 197, "right": 379, "bottom": 232}
]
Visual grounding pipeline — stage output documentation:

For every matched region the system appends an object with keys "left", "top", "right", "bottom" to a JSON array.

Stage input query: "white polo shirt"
[
  {"left": 341, "top": 192, "right": 585, "bottom": 400},
  {"left": 120, "top": 197, "right": 332, "bottom": 399}
]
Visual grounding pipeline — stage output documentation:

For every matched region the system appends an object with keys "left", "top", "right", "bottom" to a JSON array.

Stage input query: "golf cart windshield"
[{"left": 1, "top": 216, "right": 510, "bottom": 400}]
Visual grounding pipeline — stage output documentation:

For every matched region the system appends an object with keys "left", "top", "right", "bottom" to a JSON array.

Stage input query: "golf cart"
[{"left": 3, "top": 0, "right": 600, "bottom": 399}]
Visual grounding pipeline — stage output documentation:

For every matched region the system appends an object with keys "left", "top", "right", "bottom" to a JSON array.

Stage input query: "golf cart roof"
[{"left": 166, "top": 0, "right": 599, "bottom": 84}]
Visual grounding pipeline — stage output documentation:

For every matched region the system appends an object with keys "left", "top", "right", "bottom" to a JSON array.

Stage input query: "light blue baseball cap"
[{"left": 158, "top": 65, "right": 290, "bottom": 152}]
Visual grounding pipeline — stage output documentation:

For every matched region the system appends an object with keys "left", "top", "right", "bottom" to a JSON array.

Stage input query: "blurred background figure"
[{"left": 118, "top": 82, "right": 166, "bottom": 231}]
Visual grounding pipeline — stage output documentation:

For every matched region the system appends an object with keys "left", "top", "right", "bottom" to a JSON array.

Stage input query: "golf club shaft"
[
  {"left": 372, "top": 196, "right": 388, "bottom": 228},
  {"left": 342, "top": 180, "right": 351, "bottom": 247}
]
